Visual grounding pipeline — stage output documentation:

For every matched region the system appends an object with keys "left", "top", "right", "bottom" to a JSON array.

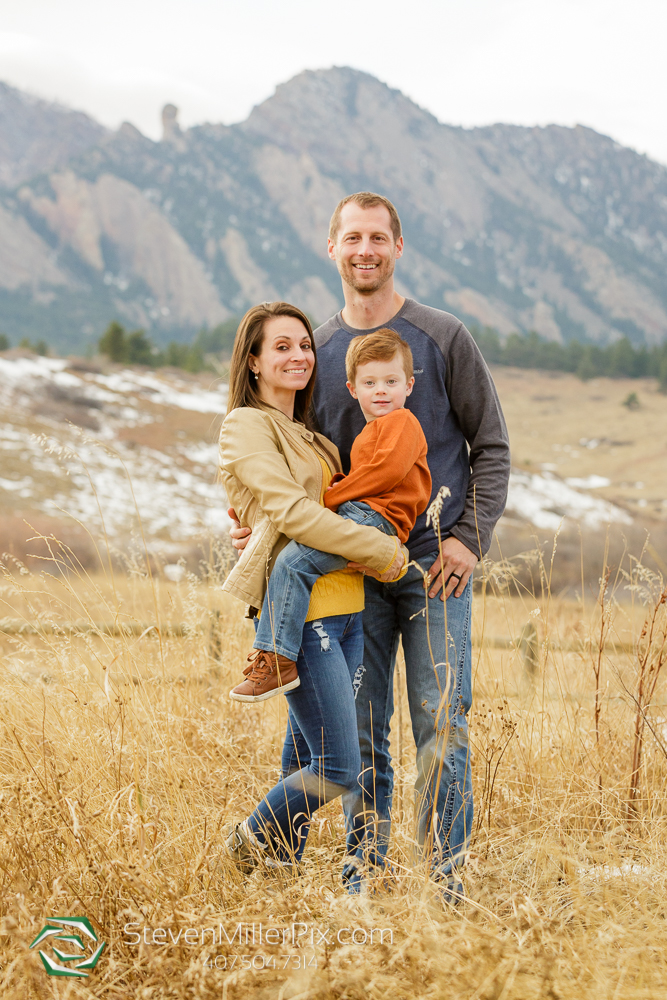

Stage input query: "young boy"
[{"left": 230, "top": 328, "right": 431, "bottom": 702}]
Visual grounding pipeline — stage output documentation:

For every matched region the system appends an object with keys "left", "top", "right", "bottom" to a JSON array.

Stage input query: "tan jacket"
[{"left": 219, "top": 405, "right": 402, "bottom": 608}]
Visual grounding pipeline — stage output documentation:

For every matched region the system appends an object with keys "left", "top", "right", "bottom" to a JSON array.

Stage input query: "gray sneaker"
[
  {"left": 432, "top": 874, "right": 464, "bottom": 908},
  {"left": 225, "top": 823, "right": 265, "bottom": 874},
  {"left": 225, "top": 822, "right": 303, "bottom": 876}
]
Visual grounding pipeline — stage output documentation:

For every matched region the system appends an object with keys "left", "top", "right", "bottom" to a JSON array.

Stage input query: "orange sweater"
[{"left": 323, "top": 408, "right": 431, "bottom": 543}]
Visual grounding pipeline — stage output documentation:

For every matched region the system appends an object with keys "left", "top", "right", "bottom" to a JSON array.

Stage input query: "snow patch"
[
  {"left": 0, "top": 357, "right": 230, "bottom": 544},
  {"left": 506, "top": 470, "right": 631, "bottom": 531},
  {"left": 44, "top": 437, "right": 229, "bottom": 539},
  {"left": 565, "top": 475, "right": 611, "bottom": 489},
  {"left": 91, "top": 370, "right": 226, "bottom": 413}
]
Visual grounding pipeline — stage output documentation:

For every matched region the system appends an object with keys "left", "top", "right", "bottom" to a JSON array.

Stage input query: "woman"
[{"left": 219, "top": 301, "right": 405, "bottom": 872}]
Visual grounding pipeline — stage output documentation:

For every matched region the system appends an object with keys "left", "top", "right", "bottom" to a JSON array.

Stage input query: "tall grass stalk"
[{"left": 626, "top": 572, "right": 667, "bottom": 820}]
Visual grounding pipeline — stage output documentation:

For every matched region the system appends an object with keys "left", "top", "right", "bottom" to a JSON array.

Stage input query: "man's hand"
[
  {"left": 426, "top": 537, "right": 478, "bottom": 600},
  {"left": 228, "top": 507, "right": 251, "bottom": 553}
]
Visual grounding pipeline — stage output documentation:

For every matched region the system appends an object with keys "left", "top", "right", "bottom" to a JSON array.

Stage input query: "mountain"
[
  {"left": 0, "top": 81, "right": 107, "bottom": 189},
  {"left": 1, "top": 68, "right": 667, "bottom": 352}
]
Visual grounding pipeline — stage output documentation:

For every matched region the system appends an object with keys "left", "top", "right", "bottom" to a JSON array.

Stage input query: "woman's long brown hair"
[{"left": 226, "top": 302, "right": 317, "bottom": 427}]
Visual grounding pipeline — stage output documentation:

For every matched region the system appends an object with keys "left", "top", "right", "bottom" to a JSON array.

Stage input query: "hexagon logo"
[{"left": 29, "top": 917, "right": 106, "bottom": 978}]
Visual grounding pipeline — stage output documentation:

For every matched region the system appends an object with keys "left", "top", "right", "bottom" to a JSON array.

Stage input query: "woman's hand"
[
  {"left": 228, "top": 507, "right": 251, "bottom": 552},
  {"left": 348, "top": 544, "right": 407, "bottom": 583}
]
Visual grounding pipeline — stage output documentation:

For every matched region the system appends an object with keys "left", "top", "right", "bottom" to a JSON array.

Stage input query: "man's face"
[{"left": 328, "top": 203, "right": 403, "bottom": 295}]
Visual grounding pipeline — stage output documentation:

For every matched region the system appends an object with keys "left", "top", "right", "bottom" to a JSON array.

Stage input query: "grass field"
[
  {"left": 1, "top": 528, "right": 666, "bottom": 998},
  {"left": 493, "top": 367, "right": 667, "bottom": 520},
  {"left": 1, "top": 362, "right": 666, "bottom": 996}
]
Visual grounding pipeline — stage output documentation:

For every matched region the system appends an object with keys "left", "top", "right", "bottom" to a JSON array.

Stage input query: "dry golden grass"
[{"left": 1, "top": 536, "right": 667, "bottom": 999}]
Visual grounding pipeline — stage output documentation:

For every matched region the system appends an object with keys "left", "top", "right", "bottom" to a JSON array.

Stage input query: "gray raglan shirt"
[{"left": 313, "top": 299, "right": 511, "bottom": 560}]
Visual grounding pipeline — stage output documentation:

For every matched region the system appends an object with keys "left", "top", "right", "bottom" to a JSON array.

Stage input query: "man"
[{"left": 230, "top": 192, "right": 510, "bottom": 895}]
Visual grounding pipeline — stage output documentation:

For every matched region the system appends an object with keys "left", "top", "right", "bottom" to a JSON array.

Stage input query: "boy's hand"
[
  {"left": 228, "top": 507, "right": 251, "bottom": 553},
  {"left": 426, "top": 537, "right": 478, "bottom": 600}
]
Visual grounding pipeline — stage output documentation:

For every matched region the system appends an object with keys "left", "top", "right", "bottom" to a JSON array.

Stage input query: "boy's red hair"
[{"left": 345, "top": 328, "right": 413, "bottom": 383}]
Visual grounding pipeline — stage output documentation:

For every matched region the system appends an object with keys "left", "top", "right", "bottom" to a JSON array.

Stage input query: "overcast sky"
[{"left": 2, "top": 0, "right": 666, "bottom": 164}]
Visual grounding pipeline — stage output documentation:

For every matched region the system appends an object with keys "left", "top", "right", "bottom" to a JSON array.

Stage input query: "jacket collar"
[{"left": 259, "top": 403, "right": 315, "bottom": 442}]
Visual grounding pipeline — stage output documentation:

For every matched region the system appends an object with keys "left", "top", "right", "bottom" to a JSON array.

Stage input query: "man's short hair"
[
  {"left": 329, "top": 192, "right": 402, "bottom": 244},
  {"left": 345, "top": 328, "right": 413, "bottom": 384}
]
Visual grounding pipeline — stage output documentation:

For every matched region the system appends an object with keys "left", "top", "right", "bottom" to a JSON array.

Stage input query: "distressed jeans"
[
  {"left": 246, "top": 612, "right": 364, "bottom": 863},
  {"left": 253, "top": 501, "right": 397, "bottom": 660},
  {"left": 342, "top": 556, "right": 473, "bottom": 887}
]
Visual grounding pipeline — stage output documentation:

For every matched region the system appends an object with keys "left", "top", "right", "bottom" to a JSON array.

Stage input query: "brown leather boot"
[{"left": 229, "top": 649, "right": 300, "bottom": 702}]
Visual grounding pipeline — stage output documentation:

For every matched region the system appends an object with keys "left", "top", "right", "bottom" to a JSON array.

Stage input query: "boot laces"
[{"left": 245, "top": 650, "right": 275, "bottom": 681}]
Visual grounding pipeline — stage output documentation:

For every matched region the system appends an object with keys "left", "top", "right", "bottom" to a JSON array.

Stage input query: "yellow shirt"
[{"left": 304, "top": 455, "right": 365, "bottom": 621}]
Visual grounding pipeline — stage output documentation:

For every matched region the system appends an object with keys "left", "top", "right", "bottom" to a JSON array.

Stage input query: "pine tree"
[
  {"left": 659, "top": 357, "right": 667, "bottom": 395},
  {"left": 99, "top": 322, "right": 128, "bottom": 362},
  {"left": 608, "top": 337, "right": 636, "bottom": 377},
  {"left": 126, "top": 329, "right": 154, "bottom": 365}
]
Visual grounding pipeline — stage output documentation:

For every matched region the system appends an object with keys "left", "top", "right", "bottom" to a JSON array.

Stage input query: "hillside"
[
  {"left": 2, "top": 349, "right": 664, "bottom": 578},
  {"left": 494, "top": 367, "right": 667, "bottom": 524},
  {"left": 0, "top": 352, "right": 229, "bottom": 569},
  {"left": 1, "top": 68, "right": 667, "bottom": 351}
]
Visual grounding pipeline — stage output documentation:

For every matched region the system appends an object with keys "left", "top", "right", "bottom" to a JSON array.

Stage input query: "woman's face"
[{"left": 250, "top": 316, "right": 315, "bottom": 397}]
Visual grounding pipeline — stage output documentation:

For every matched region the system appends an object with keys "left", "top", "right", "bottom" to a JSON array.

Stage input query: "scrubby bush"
[
  {"left": 17, "top": 337, "right": 49, "bottom": 355},
  {"left": 97, "top": 317, "right": 240, "bottom": 372}
]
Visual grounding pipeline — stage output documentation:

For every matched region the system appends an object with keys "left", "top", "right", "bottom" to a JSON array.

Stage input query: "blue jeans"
[
  {"left": 246, "top": 611, "right": 364, "bottom": 863},
  {"left": 342, "top": 555, "right": 473, "bottom": 887},
  {"left": 253, "top": 501, "right": 397, "bottom": 661}
]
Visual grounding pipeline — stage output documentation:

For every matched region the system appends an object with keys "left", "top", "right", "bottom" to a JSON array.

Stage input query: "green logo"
[{"left": 30, "top": 917, "right": 106, "bottom": 978}]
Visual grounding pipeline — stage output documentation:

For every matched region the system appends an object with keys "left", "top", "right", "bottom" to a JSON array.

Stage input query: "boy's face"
[{"left": 347, "top": 353, "right": 415, "bottom": 422}]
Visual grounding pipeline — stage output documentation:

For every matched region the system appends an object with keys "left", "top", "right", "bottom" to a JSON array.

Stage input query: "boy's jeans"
[
  {"left": 253, "top": 501, "right": 397, "bottom": 661},
  {"left": 342, "top": 559, "right": 473, "bottom": 889}
]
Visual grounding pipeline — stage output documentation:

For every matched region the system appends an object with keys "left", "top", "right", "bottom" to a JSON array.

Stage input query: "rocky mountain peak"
[
  {"left": 161, "top": 103, "right": 185, "bottom": 147},
  {"left": 244, "top": 66, "right": 431, "bottom": 155},
  {"left": 0, "top": 81, "right": 107, "bottom": 188},
  {"left": 1, "top": 68, "right": 666, "bottom": 350}
]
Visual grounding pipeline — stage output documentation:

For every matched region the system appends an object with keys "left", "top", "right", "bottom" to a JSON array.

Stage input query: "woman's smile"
[{"left": 249, "top": 314, "right": 315, "bottom": 418}]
